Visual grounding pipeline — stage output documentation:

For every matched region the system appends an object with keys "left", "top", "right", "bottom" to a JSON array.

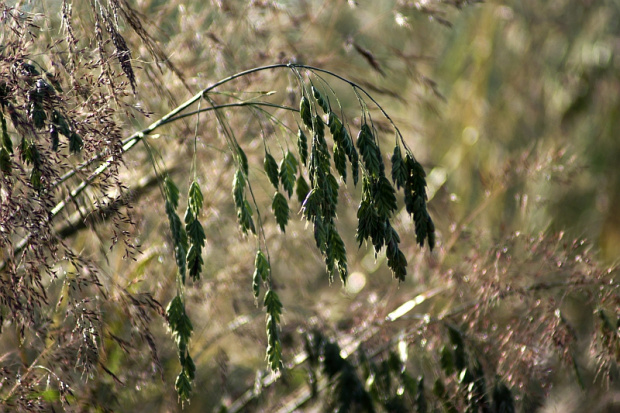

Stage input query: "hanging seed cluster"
[
  {"left": 162, "top": 176, "right": 207, "bottom": 401},
  {"left": 232, "top": 145, "right": 256, "bottom": 235},
  {"left": 298, "top": 84, "right": 434, "bottom": 283},
  {"left": 164, "top": 177, "right": 188, "bottom": 283},
  {"left": 392, "top": 145, "right": 435, "bottom": 249},
  {"left": 299, "top": 87, "right": 350, "bottom": 284},
  {"left": 252, "top": 251, "right": 284, "bottom": 370},
  {"left": 185, "top": 181, "right": 206, "bottom": 282},
  {"left": 166, "top": 295, "right": 195, "bottom": 402},
  {"left": 264, "top": 288, "right": 284, "bottom": 370},
  {"left": 163, "top": 71, "right": 436, "bottom": 399}
]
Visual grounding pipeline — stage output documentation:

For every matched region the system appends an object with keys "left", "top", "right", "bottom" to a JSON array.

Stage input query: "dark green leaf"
[
  {"left": 69, "top": 132, "right": 82, "bottom": 153},
  {"left": 186, "top": 244, "right": 203, "bottom": 282},
  {"left": 50, "top": 124, "right": 59, "bottom": 151},
  {"left": 302, "top": 188, "right": 320, "bottom": 221},
  {"left": 264, "top": 289, "right": 283, "bottom": 319},
  {"left": 440, "top": 345, "right": 455, "bottom": 375},
  {"left": 322, "top": 341, "right": 346, "bottom": 378},
  {"left": 185, "top": 212, "right": 205, "bottom": 248},
  {"left": 237, "top": 200, "right": 256, "bottom": 235},
  {"left": 433, "top": 378, "right": 446, "bottom": 398},
  {"left": 266, "top": 315, "right": 283, "bottom": 370},
  {"left": 296, "top": 174, "right": 310, "bottom": 204},
  {"left": 52, "top": 111, "right": 71, "bottom": 137},
  {"left": 308, "top": 130, "right": 331, "bottom": 189},
  {"left": 164, "top": 176, "right": 180, "bottom": 208},
  {"left": 253, "top": 250, "right": 270, "bottom": 298},
  {"left": 416, "top": 376, "right": 427, "bottom": 413},
  {"left": 166, "top": 200, "right": 188, "bottom": 283},
  {"left": 264, "top": 289, "right": 284, "bottom": 370},
  {"left": 312, "top": 114, "right": 325, "bottom": 141},
  {"left": 30, "top": 167, "right": 42, "bottom": 191},
  {"left": 333, "top": 143, "right": 347, "bottom": 182},
  {"left": 232, "top": 169, "right": 245, "bottom": 208},
  {"left": 374, "top": 175, "right": 397, "bottom": 218},
  {"left": 325, "top": 173, "right": 340, "bottom": 206},
  {"left": 351, "top": 149, "right": 359, "bottom": 186},
  {"left": 236, "top": 144, "right": 248, "bottom": 175},
  {"left": 264, "top": 152, "right": 280, "bottom": 189},
  {"left": 471, "top": 360, "right": 489, "bottom": 410},
  {"left": 31, "top": 103, "right": 46, "bottom": 129},
  {"left": 182, "top": 353, "right": 196, "bottom": 381},
  {"left": 313, "top": 216, "right": 328, "bottom": 253},
  {"left": 272, "top": 191, "right": 290, "bottom": 232},
  {"left": 252, "top": 270, "right": 261, "bottom": 299},
  {"left": 279, "top": 151, "right": 298, "bottom": 197},
  {"left": 356, "top": 124, "right": 382, "bottom": 178},
  {"left": 312, "top": 85, "right": 329, "bottom": 113},
  {"left": 166, "top": 295, "right": 193, "bottom": 346},
  {"left": 21, "top": 139, "right": 40, "bottom": 166},
  {"left": 0, "top": 82, "right": 8, "bottom": 108},
  {"left": 404, "top": 153, "right": 435, "bottom": 250},
  {"left": 356, "top": 197, "right": 375, "bottom": 247},
  {"left": 255, "top": 251, "right": 270, "bottom": 282},
  {"left": 185, "top": 206, "right": 205, "bottom": 282},
  {"left": 391, "top": 145, "right": 407, "bottom": 190},
  {"left": 297, "top": 128, "right": 308, "bottom": 166},
  {"left": 329, "top": 228, "right": 347, "bottom": 284},
  {"left": 188, "top": 180, "right": 204, "bottom": 214},
  {"left": 175, "top": 370, "right": 192, "bottom": 402},
  {"left": 0, "top": 147, "right": 10, "bottom": 174},
  {"left": 401, "top": 372, "right": 418, "bottom": 399},
  {"left": 447, "top": 326, "right": 467, "bottom": 372},
  {"left": 448, "top": 325, "right": 464, "bottom": 348},
  {"left": 427, "top": 219, "right": 436, "bottom": 251},
  {"left": 341, "top": 125, "right": 355, "bottom": 159},
  {"left": 1, "top": 111, "right": 11, "bottom": 154},
  {"left": 328, "top": 112, "right": 342, "bottom": 139},
  {"left": 492, "top": 381, "right": 515, "bottom": 413},
  {"left": 300, "top": 95, "right": 312, "bottom": 129},
  {"left": 386, "top": 240, "right": 407, "bottom": 282}
]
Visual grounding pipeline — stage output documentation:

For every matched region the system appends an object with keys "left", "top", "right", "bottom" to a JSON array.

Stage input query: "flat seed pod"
[
  {"left": 264, "top": 152, "right": 280, "bottom": 189},
  {"left": 272, "top": 191, "right": 290, "bottom": 232},
  {"left": 300, "top": 95, "right": 312, "bottom": 129},
  {"left": 295, "top": 174, "right": 310, "bottom": 204},
  {"left": 311, "top": 85, "right": 329, "bottom": 113},
  {"left": 297, "top": 128, "right": 308, "bottom": 166}
]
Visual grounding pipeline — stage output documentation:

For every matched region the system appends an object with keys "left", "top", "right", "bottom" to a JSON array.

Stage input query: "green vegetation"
[{"left": 1, "top": 1, "right": 619, "bottom": 412}]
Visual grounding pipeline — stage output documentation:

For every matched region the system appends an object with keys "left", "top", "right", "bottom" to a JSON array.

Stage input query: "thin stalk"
[{"left": 166, "top": 102, "right": 297, "bottom": 124}]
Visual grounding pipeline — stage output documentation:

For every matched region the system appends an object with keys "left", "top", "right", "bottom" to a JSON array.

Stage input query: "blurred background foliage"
[{"left": 1, "top": 0, "right": 619, "bottom": 412}]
